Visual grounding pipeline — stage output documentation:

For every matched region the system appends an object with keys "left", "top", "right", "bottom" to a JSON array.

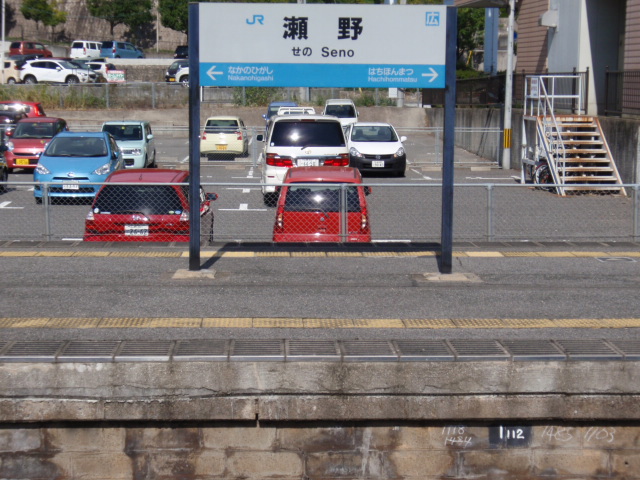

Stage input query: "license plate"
[
  {"left": 125, "top": 225, "right": 149, "bottom": 236},
  {"left": 372, "top": 160, "right": 385, "bottom": 168},
  {"left": 16, "top": 158, "right": 30, "bottom": 165},
  {"left": 169, "top": 78, "right": 176, "bottom": 82},
  {"left": 216, "top": 145, "right": 227, "bottom": 151},
  {"left": 298, "top": 159, "right": 319, "bottom": 167},
  {"left": 62, "top": 183, "right": 79, "bottom": 190}
]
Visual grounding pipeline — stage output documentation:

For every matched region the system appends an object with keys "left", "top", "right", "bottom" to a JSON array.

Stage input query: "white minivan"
[
  {"left": 257, "top": 114, "right": 349, "bottom": 206},
  {"left": 70, "top": 40, "right": 102, "bottom": 59}
]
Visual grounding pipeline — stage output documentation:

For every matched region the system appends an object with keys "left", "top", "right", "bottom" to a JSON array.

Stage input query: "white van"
[
  {"left": 70, "top": 40, "right": 102, "bottom": 59},
  {"left": 257, "top": 114, "right": 349, "bottom": 205}
]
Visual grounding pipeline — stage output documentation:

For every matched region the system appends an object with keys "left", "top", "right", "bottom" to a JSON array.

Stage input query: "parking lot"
[{"left": 1, "top": 126, "right": 638, "bottom": 245}]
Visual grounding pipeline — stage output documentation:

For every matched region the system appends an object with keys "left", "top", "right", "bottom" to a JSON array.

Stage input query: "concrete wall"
[
  {"left": 2, "top": 359, "right": 640, "bottom": 479},
  {"left": 2, "top": 423, "right": 640, "bottom": 479}
]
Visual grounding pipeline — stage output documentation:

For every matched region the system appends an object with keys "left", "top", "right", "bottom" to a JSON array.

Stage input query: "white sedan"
[{"left": 345, "top": 122, "right": 407, "bottom": 177}]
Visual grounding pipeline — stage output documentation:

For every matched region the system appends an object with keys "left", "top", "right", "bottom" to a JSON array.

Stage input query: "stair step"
[
  {"left": 559, "top": 157, "right": 612, "bottom": 163},
  {"left": 550, "top": 140, "right": 604, "bottom": 145},
  {"left": 562, "top": 185, "right": 625, "bottom": 192},
  {"left": 549, "top": 131, "right": 601, "bottom": 137},
  {"left": 557, "top": 166, "right": 614, "bottom": 173},
  {"left": 559, "top": 149, "right": 608, "bottom": 155},
  {"left": 560, "top": 176, "right": 619, "bottom": 182}
]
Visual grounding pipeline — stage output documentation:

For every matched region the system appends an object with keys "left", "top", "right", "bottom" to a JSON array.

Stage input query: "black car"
[{"left": 174, "top": 45, "right": 188, "bottom": 59}]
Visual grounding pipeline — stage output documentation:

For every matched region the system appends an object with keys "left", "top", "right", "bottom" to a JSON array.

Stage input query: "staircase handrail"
[{"left": 536, "top": 80, "right": 566, "bottom": 195}]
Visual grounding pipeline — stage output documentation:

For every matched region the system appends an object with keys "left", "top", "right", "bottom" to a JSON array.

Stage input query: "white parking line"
[{"left": 0, "top": 201, "right": 23, "bottom": 209}]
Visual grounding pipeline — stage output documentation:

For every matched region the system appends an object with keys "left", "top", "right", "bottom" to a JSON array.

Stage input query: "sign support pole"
[
  {"left": 440, "top": 6, "right": 457, "bottom": 274},
  {"left": 188, "top": 3, "right": 201, "bottom": 271}
]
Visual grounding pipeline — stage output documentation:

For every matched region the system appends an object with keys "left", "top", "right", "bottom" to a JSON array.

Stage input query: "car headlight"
[
  {"left": 394, "top": 147, "right": 405, "bottom": 157},
  {"left": 124, "top": 148, "right": 143, "bottom": 156},
  {"left": 35, "top": 163, "right": 50, "bottom": 174},
  {"left": 6, "top": 141, "right": 14, "bottom": 151},
  {"left": 92, "top": 163, "right": 111, "bottom": 175},
  {"left": 349, "top": 147, "right": 362, "bottom": 158}
]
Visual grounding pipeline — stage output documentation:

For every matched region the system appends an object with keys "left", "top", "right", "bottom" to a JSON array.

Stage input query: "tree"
[
  {"left": 158, "top": 0, "right": 188, "bottom": 34},
  {"left": 21, "top": 0, "right": 53, "bottom": 29},
  {"left": 87, "top": 0, "right": 153, "bottom": 39},
  {"left": 457, "top": 8, "right": 485, "bottom": 64}
]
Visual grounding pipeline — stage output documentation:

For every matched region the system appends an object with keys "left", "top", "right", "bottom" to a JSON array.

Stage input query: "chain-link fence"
[{"left": 0, "top": 181, "right": 638, "bottom": 244}]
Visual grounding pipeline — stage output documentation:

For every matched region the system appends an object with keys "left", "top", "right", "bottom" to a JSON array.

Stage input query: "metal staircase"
[{"left": 521, "top": 75, "right": 626, "bottom": 196}]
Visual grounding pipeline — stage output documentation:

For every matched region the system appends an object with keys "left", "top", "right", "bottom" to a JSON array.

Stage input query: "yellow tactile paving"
[
  {"left": 304, "top": 318, "right": 355, "bottom": 328},
  {"left": 0, "top": 251, "right": 38, "bottom": 257},
  {"left": 71, "top": 251, "right": 111, "bottom": 257},
  {"left": 99, "top": 318, "right": 157, "bottom": 328},
  {"left": 1, "top": 317, "right": 640, "bottom": 329},
  {"left": 0, "top": 318, "right": 50, "bottom": 327},
  {"left": 551, "top": 318, "right": 607, "bottom": 328},
  {"left": 203, "top": 317, "right": 253, "bottom": 328},
  {"left": 253, "top": 317, "right": 304, "bottom": 328},
  {"left": 327, "top": 252, "right": 362, "bottom": 257},
  {"left": 502, "top": 252, "right": 541, "bottom": 257},
  {"left": 570, "top": 252, "right": 607, "bottom": 257},
  {"left": 45, "top": 317, "right": 102, "bottom": 328},
  {"left": 221, "top": 251, "right": 256, "bottom": 257},
  {"left": 500, "top": 318, "right": 556, "bottom": 328},
  {"left": 35, "top": 251, "right": 74, "bottom": 257},
  {"left": 255, "top": 252, "right": 289, "bottom": 257},
  {"left": 146, "top": 317, "right": 202, "bottom": 328},
  {"left": 452, "top": 318, "right": 506, "bottom": 328},
  {"left": 291, "top": 252, "right": 326, "bottom": 257},
  {"left": 537, "top": 251, "right": 576, "bottom": 257},
  {"left": 465, "top": 251, "right": 504, "bottom": 257},
  {"left": 352, "top": 318, "right": 406, "bottom": 328},
  {"left": 403, "top": 318, "right": 456, "bottom": 329}
]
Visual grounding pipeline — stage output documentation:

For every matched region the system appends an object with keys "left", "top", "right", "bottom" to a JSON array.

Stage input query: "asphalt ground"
[{"left": 1, "top": 239, "right": 639, "bottom": 344}]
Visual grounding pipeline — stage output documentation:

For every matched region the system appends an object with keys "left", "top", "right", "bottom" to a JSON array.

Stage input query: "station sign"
[{"left": 198, "top": 3, "right": 447, "bottom": 89}]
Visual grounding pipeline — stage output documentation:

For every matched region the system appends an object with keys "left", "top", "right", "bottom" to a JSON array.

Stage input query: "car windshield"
[
  {"left": 204, "top": 119, "right": 239, "bottom": 133},
  {"left": 350, "top": 125, "right": 397, "bottom": 142},
  {"left": 45, "top": 136, "right": 108, "bottom": 157},
  {"left": 103, "top": 124, "right": 143, "bottom": 141},
  {"left": 284, "top": 184, "right": 361, "bottom": 212},
  {"left": 13, "top": 122, "right": 55, "bottom": 139},
  {"left": 270, "top": 121, "right": 345, "bottom": 147},
  {"left": 93, "top": 185, "right": 185, "bottom": 215},
  {"left": 325, "top": 104, "right": 356, "bottom": 118},
  {"left": 58, "top": 61, "right": 80, "bottom": 70}
]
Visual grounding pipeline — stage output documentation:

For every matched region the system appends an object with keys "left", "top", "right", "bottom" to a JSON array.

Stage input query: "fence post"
[
  {"left": 486, "top": 184, "right": 494, "bottom": 241},
  {"left": 340, "top": 184, "right": 348, "bottom": 243},
  {"left": 151, "top": 82, "right": 156, "bottom": 109},
  {"left": 43, "top": 184, "right": 52, "bottom": 241},
  {"left": 634, "top": 185, "right": 639, "bottom": 241},
  {"left": 106, "top": 83, "right": 110, "bottom": 109}
]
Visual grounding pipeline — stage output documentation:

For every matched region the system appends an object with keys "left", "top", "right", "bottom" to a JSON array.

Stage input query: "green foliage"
[
  {"left": 87, "top": 0, "right": 153, "bottom": 38},
  {"left": 20, "top": 0, "right": 54, "bottom": 25},
  {"left": 457, "top": 8, "right": 485, "bottom": 62},
  {"left": 0, "top": 85, "right": 107, "bottom": 110},
  {"left": 233, "top": 87, "right": 283, "bottom": 107},
  {"left": 158, "top": 0, "right": 188, "bottom": 34}
]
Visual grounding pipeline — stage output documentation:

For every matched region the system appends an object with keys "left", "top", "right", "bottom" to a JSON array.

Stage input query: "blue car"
[
  {"left": 100, "top": 41, "right": 145, "bottom": 59},
  {"left": 34, "top": 131, "right": 124, "bottom": 203}
]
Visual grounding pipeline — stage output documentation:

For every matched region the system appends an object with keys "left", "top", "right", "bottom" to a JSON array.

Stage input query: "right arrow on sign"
[{"left": 422, "top": 67, "right": 439, "bottom": 83}]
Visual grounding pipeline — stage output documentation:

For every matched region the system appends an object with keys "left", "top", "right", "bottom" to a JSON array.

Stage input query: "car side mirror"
[
  {"left": 4, "top": 129, "right": 13, "bottom": 137},
  {"left": 206, "top": 192, "right": 218, "bottom": 201},
  {"left": 147, "top": 134, "right": 153, "bottom": 141},
  {"left": 256, "top": 134, "right": 264, "bottom": 142},
  {"left": 400, "top": 136, "right": 407, "bottom": 142},
  {"left": 262, "top": 114, "right": 268, "bottom": 120}
]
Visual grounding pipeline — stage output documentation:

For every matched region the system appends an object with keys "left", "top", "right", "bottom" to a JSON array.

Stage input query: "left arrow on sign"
[{"left": 207, "top": 66, "right": 224, "bottom": 81}]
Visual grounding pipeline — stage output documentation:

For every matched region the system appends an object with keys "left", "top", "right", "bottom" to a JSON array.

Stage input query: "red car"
[
  {"left": 9, "top": 41, "right": 53, "bottom": 58},
  {"left": 273, "top": 166, "right": 371, "bottom": 243},
  {"left": 4, "top": 117, "right": 68, "bottom": 172},
  {"left": 0, "top": 101, "right": 46, "bottom": 118},
  {"left": 84, "top": 169, "right": 218, "bottom": 243}
]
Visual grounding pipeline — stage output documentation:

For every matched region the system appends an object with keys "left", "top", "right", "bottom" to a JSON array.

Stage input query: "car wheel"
[
  {"left": 180, "top": 75, "right": 189, "bottom": 85},
  {"left": 7, "top": 78, "right": 16, "bottom": 85},
  {"left": 65, "top": 76, "right": 79, "bottom": 85},
  {"left": 23, "top": 75, "right": 37, "bottom": 85},
  {"left": 263, "top": 192, "right": 277, "bottom": 207}
]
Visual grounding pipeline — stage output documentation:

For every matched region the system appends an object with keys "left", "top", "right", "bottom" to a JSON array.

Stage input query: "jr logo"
[{"left": 246, "top": 15, "right": 264, "bottom": 25}]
